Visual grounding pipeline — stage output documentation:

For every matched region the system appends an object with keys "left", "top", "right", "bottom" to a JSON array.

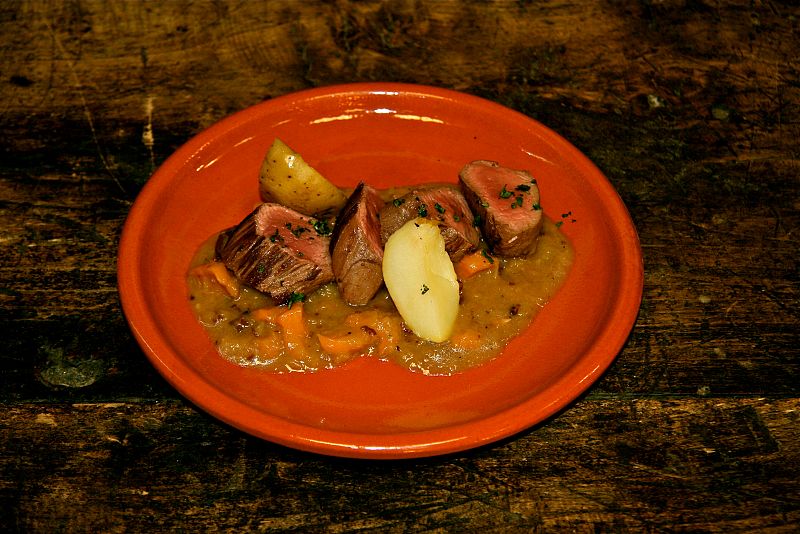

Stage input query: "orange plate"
[{"left": 118, "top": 83, "right": 643, "bottom": 459}]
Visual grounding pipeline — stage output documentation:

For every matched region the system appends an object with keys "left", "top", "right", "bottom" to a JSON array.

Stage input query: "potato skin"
[{"left": 258, "top": 138, "right": 347, "bottom": 217}]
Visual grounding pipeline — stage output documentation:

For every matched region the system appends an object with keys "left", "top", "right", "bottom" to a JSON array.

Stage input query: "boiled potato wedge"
[
  {"left": 259, "top": 138, "right": 347, "bottom": 217},
  {"left": 382, "top": 219, "right": 459, "bottom": 343}
]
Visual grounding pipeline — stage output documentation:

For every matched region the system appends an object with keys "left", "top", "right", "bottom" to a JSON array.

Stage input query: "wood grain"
[
  {"left": 2, "top": 399, "right": 798, "bottom": 531},
  {"left": 1, "top": 0, "right": 798, "bottom": 530}
]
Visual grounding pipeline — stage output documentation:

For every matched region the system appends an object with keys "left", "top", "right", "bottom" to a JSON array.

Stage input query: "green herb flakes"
[
  {"left": 287, "top": 292, "right": 306, "bottom": 308},
  {"left": 313, "top": 219, "right": 332, "bottom": 236},
  {"left": 286, "top": 222, "right": 308, "bottom": 238}
]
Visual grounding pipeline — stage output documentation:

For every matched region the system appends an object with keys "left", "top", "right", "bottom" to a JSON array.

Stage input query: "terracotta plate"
[{"left": 118, "top": 83, "right": 643, "bottom": 459}]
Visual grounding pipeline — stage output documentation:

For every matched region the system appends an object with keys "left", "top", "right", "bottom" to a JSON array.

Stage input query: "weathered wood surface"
[
  {"left": 1, "top": 0, "right": 798, "bottom": 531},
  {"left": 3, "top": 399, "right": 798, "bottom": 532}
]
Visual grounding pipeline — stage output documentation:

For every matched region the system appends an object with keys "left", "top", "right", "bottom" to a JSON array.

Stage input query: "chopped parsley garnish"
[
  {"left": 531, "top": 202, "right": 541, "bottom": 211},
  {"left": 480, "top": 199, "right": 490, "bottom": 208},
  {"left": 257, "top": 263, "right": 266, "bottom": 274},
  {"left": 555, "top": 221, "right": 564, "bottom": 228},
  {"left": 269, "top": 228, "right": 283, "bottom": 243},
  {"left": 286, "top": 222, "right": 308, "bottom": 238},
  {"left": 511, "top": 195, "right": 524, "bottom": 209},
  {"left": 499, "top": 185, "right": 513, "bottom": 199},
  {"left": 392, "top": 198, "right": 405, "bottom": 207},
  {"left": 286, "top": 292, "right": 306, "bottom": 308},
  {"left": 418, "top": 204, "right": 428, "bottom": 217},
  {"left": 434, "top": 203, "right": 445, "bottom": 214},
  {"left": 481, "top": 249, "right": 494, "bottom": 264},
  {"left": 421, "top": 284, "right": 430, "bottom": 295},
  {"left": 313, "top": 219, "right": 332, "bottom": 236},
  {"left": 453, "top": 214, "right": 461, "bottom": 222},
  {"left": 473, "top": 214, "right": 483, "bottom": 227},
  {"left": 515, "top": 184, "right": 531, "bottom": 192}
]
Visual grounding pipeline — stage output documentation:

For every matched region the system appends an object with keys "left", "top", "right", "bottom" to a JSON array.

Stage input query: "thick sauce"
[{"left": 187, "top": 214, "right": 573, "bottom": 376}]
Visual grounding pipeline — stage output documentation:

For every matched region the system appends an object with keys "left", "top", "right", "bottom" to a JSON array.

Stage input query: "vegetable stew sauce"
[{"left": 187, "top": 214, "right": 573, "bottom": 376}]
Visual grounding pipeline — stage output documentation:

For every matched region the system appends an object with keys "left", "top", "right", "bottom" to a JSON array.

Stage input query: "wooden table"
[{"left": 2, "top": 1, "right": 798, "bottom": 531}]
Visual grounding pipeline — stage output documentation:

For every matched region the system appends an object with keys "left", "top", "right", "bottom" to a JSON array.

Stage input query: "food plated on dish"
[
  {"left": 187, "top": 139, "right": 574, "bottom": 375},
  {"left": 118, "top": 83, "right": 643, "bottom": 458}
]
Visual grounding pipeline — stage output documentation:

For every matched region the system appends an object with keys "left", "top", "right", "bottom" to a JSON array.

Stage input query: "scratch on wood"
[
  {"left": 35, "top": 413, "right": 57, "bottom": 426},
  {"left": 72, "top": 403, "right": 128, "bottom": 409},
  {"left": 143, "top": 96, "right": 155, "bottom": 169}
]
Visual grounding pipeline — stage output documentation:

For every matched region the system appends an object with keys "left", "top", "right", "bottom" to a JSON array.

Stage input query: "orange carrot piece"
[
  {"left": 317, "top": 329, "right": 373, "bottom": 355},
  {"left": 190, "top": 262, "right": 240, "bottom": 298},
  {"left": 455, "top": 251, "right": 496, "bottom": 280},
  {"left": 276, "top": 304, "right": 309, "bottom": 356},
  {"left": 345, "top": 310, "right": 402, "bottom": 357},
  {"left": 375, "top": 314, "right": 402, "bottom": 356},
  {"left": 344, "top": 310, "right": 379, "bottom": 329},
  {"left": 276, "top": 305, "right": 307, "bottom": 336},
  {"left": 250, "top": 306, "right": 284, "bottom": 324},
  {"left": 450, "top": 329, "right": 483, "bottom": 350}
]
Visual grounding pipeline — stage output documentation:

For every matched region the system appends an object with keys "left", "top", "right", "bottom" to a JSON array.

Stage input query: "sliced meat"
[
  {"left": 215, "top": 203, "right": 334, "bottom": 304},
  {"left": 459, "top": 160, "right": 543, "bottom": 257},
  {"left": 329, "top": 182, "right": 385, "bottom": 305},
  {"left": 379, "top": 186, "right": 480, "bottom": 262}
]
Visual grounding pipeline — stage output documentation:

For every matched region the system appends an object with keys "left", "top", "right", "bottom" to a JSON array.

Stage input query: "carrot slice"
[
  {"left": 190, "top": 262, "right": 241, "bottom": 298},
  {"left": 276, "top": 305, "right": 307, "bottom": 339},
  {"left": 275, "top": 304, "right": 309, "bottom": 358},
  {"left": 318, "top": 329, "right": 373, "bottom": 355},
  {"left": 450, "top": 329, "right": 484, "bottom": 350},
  {"left": 454, "top": 251, "right": 496, "bottom": 280},
  {"left": 251, "top": 306, "right": 284, "bottom": 324},
  {"left": 345, "top": 310, "right": 402, "bottom": 357}
]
